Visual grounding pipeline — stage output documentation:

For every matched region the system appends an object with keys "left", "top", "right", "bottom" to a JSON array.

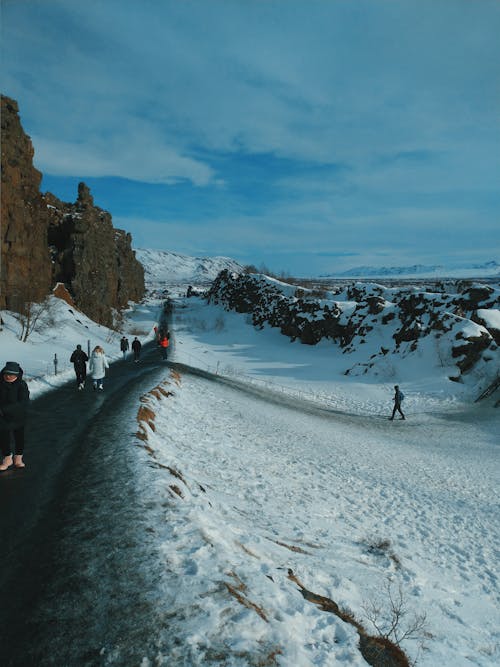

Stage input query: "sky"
[{"left": 1, "top": 0, "right": 499, "bottom": 276}]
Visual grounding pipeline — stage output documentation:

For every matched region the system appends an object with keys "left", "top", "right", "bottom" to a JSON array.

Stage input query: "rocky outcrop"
[
  {"left": 1, "top": 95, "right": 52, "bottom": 310},
  {"left": 1, "top": 94, "right": 145, "bottom": 326},
  {"left": 47, "top": 183, "right": 145, "bottom": 327},
  {"left": 207, "top": 270, "right": 500, "bottom": 384}
]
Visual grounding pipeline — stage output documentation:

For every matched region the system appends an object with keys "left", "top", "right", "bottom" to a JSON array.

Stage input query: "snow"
[
  {"left": 139, "top": 370, "right": 499, "bottom": 666},
  {"left": 0, "top": 296, "right": 157, "bottom": 397},
  {"left": 477, "top": 308, "right": 500, "bottom": 331},
  {"left": 1, "top": 256, "right": 499, "bottom": 666},
  {"left": 323, "top": 261, "right": 500, "bottom": 279},
  {"left": 135, "top": 248, "right": 244, "bottom": 286}
]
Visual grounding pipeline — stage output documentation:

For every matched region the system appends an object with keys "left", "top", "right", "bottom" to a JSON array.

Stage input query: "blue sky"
[{"left": 1, "top": 0, "right": 499, "bottom": 276}]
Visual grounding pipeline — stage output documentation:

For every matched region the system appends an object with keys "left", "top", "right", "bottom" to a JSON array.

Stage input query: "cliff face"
[
  {"left": 47, "top": 184, "right": 145, "bottom": 327},
  {"left": 1, "top": 94, "right": 145, "bottom": 326},
  {"left": 1, "top": 96, "right": 52, "bottom": 310}
]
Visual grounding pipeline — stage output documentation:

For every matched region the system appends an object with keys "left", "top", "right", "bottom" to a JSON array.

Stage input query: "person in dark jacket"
[
  {"left": 389, "top": 385, "right": 405, "bottom": 420},
  {"left": 120, "top": 336, "right": 129, "bottom": 359},
  {"left": 131, "top": 337, "right": 142, "bottom": 362},
  {"left": 0, "top": 361, "right": 30, "bottom": 470},
  {"left": 70, "top": 344, "right": 89, "bottom": 390}
]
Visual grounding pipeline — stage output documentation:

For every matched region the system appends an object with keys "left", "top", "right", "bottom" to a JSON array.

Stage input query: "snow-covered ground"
[
  {"left": 0, "top": 296, "right": 159, "bottom": 397},
  {"left": 1, "top": 262, "right": 499, "bottom": 666},
  {"left": 322, "top": 260, "right": 500, "bottom": 280},
  {"left": 136, "top": 247, "right": 244, "bottom": 286},
  {"left": 132, "top": 290, "right": 497, "bottom": 667}
]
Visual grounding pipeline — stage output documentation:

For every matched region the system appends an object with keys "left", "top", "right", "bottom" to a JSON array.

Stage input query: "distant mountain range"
[
  {"left": 322, "top": 260, "right": 500, "bottom": 279},
  {"left": 135, "top": 248, "right": 244, "bottom": 285}
]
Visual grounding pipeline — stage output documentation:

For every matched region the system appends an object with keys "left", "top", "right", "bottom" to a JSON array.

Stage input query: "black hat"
[{"left": 2, "top": 361, "right": 21, "bottom": 376}]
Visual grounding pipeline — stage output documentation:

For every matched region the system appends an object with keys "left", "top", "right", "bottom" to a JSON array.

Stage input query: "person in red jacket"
[{"left": 159, "top": 333, "right": 169, "bottom": 360}]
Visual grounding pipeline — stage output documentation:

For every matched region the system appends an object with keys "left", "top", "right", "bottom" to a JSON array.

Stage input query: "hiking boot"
[
  {"left": 0, "top": 455, "right": 13, "bottom": 471},
  {"left": 13, "top": 455, "right": 25, "bottom": 468}
]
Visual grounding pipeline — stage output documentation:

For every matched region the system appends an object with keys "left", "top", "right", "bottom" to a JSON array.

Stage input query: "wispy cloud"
[{"left": 2, "top": 0, "right": 499, "bottom": 273}]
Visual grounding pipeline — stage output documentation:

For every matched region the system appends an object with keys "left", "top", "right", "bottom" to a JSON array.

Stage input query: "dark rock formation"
[
  {"left": 207, "top": 270, "right": 499, "bottom": 382},
  {"left": 452, "top": 331, "right": 492, "bottom": 374},
  {"left": 1, "top": 95, "right": 52, "bottom": 310},
  {"left": 47, "top": 184, "right": 145, "bottom": 327},
  {"left": 1, "top": 94, "right": 145, "bottom": 327}
]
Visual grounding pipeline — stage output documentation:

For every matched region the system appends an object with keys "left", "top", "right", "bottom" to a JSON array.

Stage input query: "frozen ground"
[
  {"left": 133, "top": 291, "right": 499, "bottom": 666},
  {"left": 1, "top": 279, "right": 499, "bottom": 666}
]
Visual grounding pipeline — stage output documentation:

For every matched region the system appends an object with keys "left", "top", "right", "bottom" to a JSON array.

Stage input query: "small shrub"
[{"left": 363, "top": 579, "right": 429, "bottom": 664}]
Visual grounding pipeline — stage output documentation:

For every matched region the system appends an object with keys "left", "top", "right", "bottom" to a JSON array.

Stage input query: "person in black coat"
[
  {"left": 389, "top": 385, "right": 405, "bottom": 420},
  {"left": 70, "top": 344, "right": 89, "bottom": 390},
  {"left": 0, "top": 361, "right": 30, "bottom": 470},
  {"left": 120, "top": 336, "right": 130, "bottom": 359},
  {"left": 131, "top": 337, "right": 142, "bottom": 362}
]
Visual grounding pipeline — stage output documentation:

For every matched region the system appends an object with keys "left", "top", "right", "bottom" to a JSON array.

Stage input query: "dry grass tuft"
[
  {"left": 287, "top": 569, "right": 410, "bottom": 667},
  {"left": 137, "top": 405, "right": 156, "bottom": 422},
  {"left": 236, "top": 541, "right": 260, "bottom": 559},
  {"left": 273, "top": 539, "right": 310, "bottom": 554},
  {"left": 166, "top": 466, "right": 186, "bottom": 483},
  {"left": 224, "top": 583, "right": 268, "bottom": 622},
  {"left": 256, "top": 648, "right": 283, "bottom": 666},
  {"left": 135, "top": 380, "right": 175, "bottom": 443},
  {"left": 363, "top": 536, "right": 402, "bottom": 570},
  {"left": 171, "top": 369, "right": 182, "bottom": 385},
  {"left": 226, "top": 571, "right": 247, "bottom": 593},
  {"left": 169, "top": 484, "right": 184, "bottom": 498}
]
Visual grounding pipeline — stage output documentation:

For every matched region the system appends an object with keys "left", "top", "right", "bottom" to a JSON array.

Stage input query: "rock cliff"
[
  {"left": 1, "top": 94, "right": 145, "bottom": 326},
  {"left": 1, "top": 96, "right": 52, "bottom": 310},
  {"left": 46, "top": 184, "right": 145, "bottom": 327}
]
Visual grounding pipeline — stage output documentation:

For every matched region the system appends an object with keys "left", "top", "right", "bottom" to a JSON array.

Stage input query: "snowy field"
[
  {"left": 1, "top": 279, "right": 499, "bottom": 666},
  {"left": 139, "top": 291, "right": 499, "bottom": 666}
]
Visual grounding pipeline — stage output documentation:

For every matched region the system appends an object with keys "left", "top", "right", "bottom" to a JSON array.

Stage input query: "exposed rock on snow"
[{"left": 207, "top": 270, "right": 499, "bottom": 390}]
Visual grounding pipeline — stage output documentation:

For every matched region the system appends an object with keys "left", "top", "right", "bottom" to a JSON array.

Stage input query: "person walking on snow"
[
  {"left": 120, "top": 336, "right": 129, "bottom": 359},
  {"left": 131, "top": 337, "right": 142, "bottom": 362},
  {"left": 389, "top": 385, "right": 405, "bottom": 420},
  {"left": 89, "top": 346, "right": 109, "bottom": 390},
  {"left": 0, "top": 362, "right": 30, "bottom": 470},
  {"left": 159, "top": 332, "right": 169, "bottom": 360},
  {"left": 70, "top": 344, "right": 88, "bottom": 389}
]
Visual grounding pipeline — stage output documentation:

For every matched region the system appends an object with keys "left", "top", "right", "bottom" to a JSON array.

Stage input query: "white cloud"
[
  {"left": 32, "top": 133, "right": 215, "bottom": 186},
  {"left": 3, "top": 0, "right": 499, "bottom": 177},
  {"left": 2, "top": 0, "right": 498, "bottom": 275}
]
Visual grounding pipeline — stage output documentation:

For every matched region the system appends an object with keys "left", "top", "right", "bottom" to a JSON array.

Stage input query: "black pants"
[
  {"left": 0, "top": 428, "right": 25, "bottom": 456},
  {"left": 391, "top": 402, "right": 405, "bottom": 419},
  {"left": 74, "top": 366, "right": 87, "bottom": 386}
]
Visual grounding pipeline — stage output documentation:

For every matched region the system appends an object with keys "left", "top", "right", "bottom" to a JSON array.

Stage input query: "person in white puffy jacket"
[{"left": 89, "top": 346, "right": 109, "bottom": 390}]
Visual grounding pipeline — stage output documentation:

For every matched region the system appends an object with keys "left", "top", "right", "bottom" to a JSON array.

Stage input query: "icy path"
[{"left": 139, "top": 369, "right": 500, "bottom": 667}]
